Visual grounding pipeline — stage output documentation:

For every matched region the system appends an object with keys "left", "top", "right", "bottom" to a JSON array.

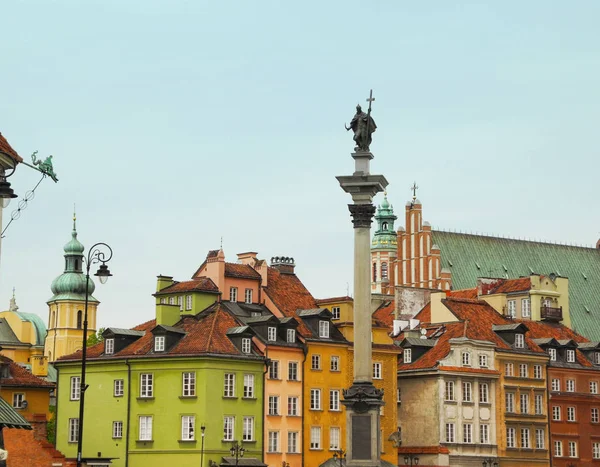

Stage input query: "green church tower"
[{"left": 371, "top": 192, "right": 398, "bottom": 294}]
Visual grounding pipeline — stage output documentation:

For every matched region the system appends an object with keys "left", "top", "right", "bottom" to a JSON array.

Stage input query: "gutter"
[
  {"left": 125, "top": 359, "right": 131, "bottom": 467},
  {"left": 301, "top": 344, "right": 307, "bottom": 467},
  {"left": 54, "top": 365, "right": 59, "bottom": 449},
  {"left": 262, "top": 348, "right": 269, "bottom": 465}
]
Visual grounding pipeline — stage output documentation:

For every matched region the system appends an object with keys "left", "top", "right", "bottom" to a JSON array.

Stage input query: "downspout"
[
  {"left": 546, "top": 363, "right": 553, "bottom": 467},
  {"left": 301, "top": 344, "right": 307, "bottom": 467},
  {"left": 262, "top": 348, "right": 269, "bottom": 465},
  {"left": 54, "top": 365, "right": 60, "bottom": 447},
  {"left": 125, "top": 360, "right": 131, "bottom": 467}
]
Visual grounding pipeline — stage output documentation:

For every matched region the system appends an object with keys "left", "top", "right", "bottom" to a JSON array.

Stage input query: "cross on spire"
[{"left": 411, "top": 181, "right": 419, "bottom": 201}]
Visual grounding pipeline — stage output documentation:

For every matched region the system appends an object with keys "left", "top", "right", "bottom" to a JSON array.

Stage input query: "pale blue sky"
[{"left": 2, "top": 1, "right": 599, "bottom": 329}]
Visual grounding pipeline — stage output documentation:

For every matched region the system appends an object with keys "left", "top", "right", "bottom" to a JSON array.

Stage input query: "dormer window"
[
  {"left": 319, "top": 321, "right": 330, "bottom": 338},
  {"left": 154, "top": 336, "right": 165, "bottom": 352},
  {"left": 462, "top": 351, "right": 471, "bottom": 367},
  {"left": 507, "top": 300, "right": 516, "bottom": 318},
  {"left": 105, "top": 338, "right": 115, "bottom": 355},
  {"left": 268, "top": 327, "right": 277, "bottom": 342},
  {"left": 548, "top": 348, "right": 557, "bottom": 361},
  {"left": 566, "top": 349, "right": 576, "bottom": 363},
  {"left": 515, "top": 334, "right": 525, "bottom": 349},
  {"left": 403, "top": 348, "right": 412, "bottom": 363},
  {"left": 595, "top": 352, "right": 600, "bottom": 365},
  {"left": 287, "top": 329, "right": 296, "bottom": 343},
  {"left": 241, "top": 338, "right": 251, "bottom": 354},
  {"left": 251, "top": 312, "right": 261, "bottom": 317}
]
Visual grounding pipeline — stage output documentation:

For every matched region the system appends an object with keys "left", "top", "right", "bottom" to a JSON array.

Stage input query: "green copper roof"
[
  {"left": 372, "top": 192, "right": 398, "bottom": 250},
  {"left": 17, "top": 312, "right": 47, "bottom": 346},
  {"left": 0, "top": 397, "right": 31, "bottom": 429},
  {"left": 431, "top": 230, "right": 600, "bottom": 340}
]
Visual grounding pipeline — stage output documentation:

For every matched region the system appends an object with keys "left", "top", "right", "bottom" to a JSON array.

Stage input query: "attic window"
[
  {"left": 105, "top": 338, "right": 115, "bottom": 355},
  {"left": 154, "top": 336, "right": 165, "bottom": 352},
  {"left": 251, "top": 312, "right": 261, "bottom": 317},
  {"left": 594, "top": 352, "right": 600, "bottom": 365},
  {"left": 268, "top": 327, "right": 277, "bottom": 342},
  {"left": 287, "top": 329, "right": 296, "bottom": 343},
  {"left": 548, "top": 348, "right": 557, "bottom": 361},
  {"left": 566, "top": 349, "right": 576, "bottom": 363},
  {"left": 241, "top": 338, "right": 251, "bottom": 354},
  {"left": 515, "top": 334, "right": 525, "bottom": 349},
  {"left": 319, "top": 321, "right": 330, "bottom": 339},
  {"left": 403, "top": 348, "right": 412, "bottom": 363}
]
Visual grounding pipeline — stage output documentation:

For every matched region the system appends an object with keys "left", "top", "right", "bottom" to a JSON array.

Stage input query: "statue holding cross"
[{"left": 345, "top": 89, "right": 377, "bottom": 152}]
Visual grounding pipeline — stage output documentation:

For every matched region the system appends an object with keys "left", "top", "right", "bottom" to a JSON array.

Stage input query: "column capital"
[{"left": 348, "top": 204, "right": 377, "bottom": 228}]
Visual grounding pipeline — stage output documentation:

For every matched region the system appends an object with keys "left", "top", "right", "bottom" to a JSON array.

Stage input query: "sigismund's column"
[{"left": 337, "top": 91, "right": 388, "bottom": 467}]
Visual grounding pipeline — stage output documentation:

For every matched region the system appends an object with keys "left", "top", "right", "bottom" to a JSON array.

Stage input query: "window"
[
  {"left": 445, "top": 381, "right": 455, "bottom": 401},
  {"left": 243, "top": 417, "right": 254, "bottom": 441},
  {"left": 243, "top": 374, "right": 254, "bottom": 398},
  {"left": 312, "top": 354, "right": 321, "bottom": 370},
  {"left": 330, "top": 356, "right": 340, "bottom": 372},
  {"left": 551, "top": 378, "right": 561, "bottom": 392},
  {"left": 568, "top": 441, "right": 577, "bottom": 458},
  {"left": 535, "top": 428, "right": 545, "bottom": 449},
  {"left": 594, "top": 442, "right": 600, "bottom": 459},
  {"left": 381, "top": 262, "right": 388, "bottom": 280},
  {"left": 373, "top": 362, "right": 382, "bottom": 379},
  {"left": 463, "top": 423, "right": 472, "bottom": 443},
  {"left": 70, "top": 376, "right": 81, "bottom": 401},
  {"left": 329, "top": 390, "right": 340, "bottom": 411},
  {"left": 186, "top": 295, "right": 192, "bottom": 310},
  {"left": 267, "top": 327, "right": 277, "bottom": 342},
  {"left": 178, "top": 296, "right": 183, "bottom": 311},
  {"left": 404, "top": 348, "right": 412, "bottom": 363},
  {"left": 113, "top": 421, "right": 123, "bottom": 439},
  {"left": 241, "top": 338, "right": 251, "bottom": 354},
  {"left": 445, "top": 423, "right": 455, "bottom": 443},
  {"left": 554, "top": 440, "right": 563, "bottom": 457},
  {"left": 479, "top": 383, "right": 489, "bottom": 403},
  {"left": 397, "top": 388, "right": 401, "bottom": 403},
  {"left": 224, "top": 373, "right": 236, "bottom": 397},
  {"left": 268, "top": 395, "right": 280, "bottom": 415},
  {"left": 319, "top": 321, "right": 330, "bottom": 338},
  {"left": 592, "top": 407, "right": 599, "bottom": 423},
  {"left": 140, "top": 373, "right": 153, "bottom": 398},
  {"left": 168, "top": 296, "right": 174, "bottom": 305},
  {"left": 521, "top": 428, "right": 530, "bottom": 449},
  {"left": 105, "top": 338, "right": 114, "bottom": 355},
  {"left": 114, "top": 379, "right": 124, "bottom": 397},
  {"left": 288, "top": 396, "right": 298, "bottom": 416},
  {"left": 519, "top": 363, "right": 528, "bottom": 378},
  {"left": 507, "top": 299, "right": 516, "bottom": 317},
  {"left": 310, "top": 426, "right": 321, "bottom": 449},
  {"left": 331, "top": 306, "right": 340, "bottom": 320},
  {"left": 567, "top": 349, "right": 576, "bottom": 363},
  {"left": 522, "top": 298, "right": 531, "bottom": 318},
  {"left": 181, "top": 415, "right": 195, "bottom": 441},
  {"left": 287, "top": 329, "right": 296, "bottom": 343},
  {"left": 506, "top": 393, "right": 515, "bottom": 413},
  {"left": 566, "top": 379, "right": 575, "bottom": 392},
  {"left": 462, "top": 381, "right": 472, "bottom": 402},
  {"left": 154, "top": 336, "right": 165, "bottom": 352},
  {"left": 515, "top": 333, "right": 524, "bottom": 348},
  {"left": 591, "top": 381, "right": 598, "bottom": 394},
  {"left": 288, "top": 431, "right": 299, "bottom": 453},
  {"left": 223, "top": 416, "right": 234, "bottom": 441},
  {"left": 182, "top": 372, "right": 196, "bottom": 397},
  {"left": 595, "top": 352, "right": 600, "bottom": 365},
  {"left": 160, "top": 298, "right": 166, "bottom": 304},
  {"left": 77, "top": 310, "right": 82, "bottom": 329},
  {"left": 268, "top": 431, "right": 279, "bottom": 453},
  {"left": 480, "top": 424, "right": 489, "bottom": 444},
  {"left": 520, "top": 394, "right": 529, "bottom": 414},
  {"left": 552, "top": 406, "right": 561, "bottom": 421},
  {"left": 269, "top": 360, "right": 280, "bottom": 380},
  {"left": 288, "top": 362, "right": 298, "bottom": 381},
  {"left": 245, "top": 288, "right": 253, "bottom": 304},
  {"left": 462, "top": 351, "right": 471, "bottom": 366},
  {"left": 535, "top": 394, "right": 544, "bottom": 415},
  {"left": 533, "top": 365, "right": 542, "bottom": 379},
  {"left": 139, "top": 416, "right": 153, "bottom": 441},
  {"left": 310, "top": 389, "right": 321, "bottom": 410},
  {"left": 567, "top": 406, "right": 576, "bottom": 422},
  {"left": 12, "top": 393, "right": 24, "bottom": 408},
  {"left": 505, "top": 363, "right": 514, "bottom": 376},
  {"left": 330, "top": 426, "right": 341, "bottom": 450},
  {"left": 479, "top": 354, "right": 488, "bottom": 368},
  {"left": 372, "top": 262, "right": 377, "bottom": 282},
  {"left": 506, "top": 427, "right": 516, "bottom": 448},
  {"left": 230, "top": 287, "right": 238, "bottom": 302},
  {"left": 68, "top": 418, "right": 79, "bottom": 443},
  {"left": 548, "top": 348, "right": 557, "bottom": 361}
]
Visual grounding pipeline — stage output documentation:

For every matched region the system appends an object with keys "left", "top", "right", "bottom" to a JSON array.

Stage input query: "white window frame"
[
  {"left": 533, "top": 365, "right": 542, "bottom": 379},
  {"left": 479, "top": 354, "right": 488, "bottom": 368},
  {"left": 224, "top": 373, "right": 236, "bottom": 397},
  {"left": 329, "top": 389, "right": 340, "bottom": 411},
  {"left": 515, "top": 333, "right": 524, "bottom": 348},
  {"left": 70, "top": 376, "right": 81, "bottom": 401},
  {"left": 245, "top": 288, "right": 253, "bottom": 304},
  {"left": 505, "top": 363, "right": 514, "bottom": 376},
  {"left": 463, "top": 423, "right": 472, "bottom": 443},
  {"left": 595, "top": 352, "right": 600, "bottom": 365},
  {"left": 566, "top": 379, "right": 575, "bottom": 392},
  {"left": 568, "top": 440, "right": 577, "bottom": 458},
  {"left": 329, "top": 426, "right": 341, "bottom": 450},
  {"left": 154, "top": 335, "right": 165, "bottom": 352},
  {"left": 479, "top": 383, "right": 489, "bottom": 404},
  {"left": 268, "top": 395, "right": 280, "bottom": 415},
  {"left": 520, "top": 393, "right": 529, "bottom": 414},
  {"left": 105, "top": 338, "right": 114, "bottom": 355},
  {"left": 331, "top": 306, "right": 340, "bottom": 320},
  {"left": 445, "top": 381, "right": 455, "bottom": 401},
  {"left": 462, "top": 381, "right": 472, "bottom": 402},
  {"left": 178, "top": 296, "right": 183, "bottom": 311},
  {"left": 461, "top": 351, "right": 471, "bottom": 367},
  {"left": 113, "top": 421, "right": 123, "bottom": 439},
  {"left": 243, "top": 416, "right": 254, "bottom": 441},
  {"left": 319, "top": 320, "right": 330, "bottom": 338},
  {"left": 186, "top": 295, "right": 192, "bottom": 310},
  {"left": 330, "top": 356, "right": 340, "bottom": 372},
  {"left": 554, "top": 440, "right": 563, "bottom": 457},
  {"left": 243, "top": 374, "right": 254, "bottom": 398},
  {"left": 288, "top": 431, "right": 299, "bottom": 453},
  {"left": 535, "top": 394, "right": 543, "bottom": 415},
  {"left": 404, "top": 348, "right": 412, "bottom": 363},
  {"left": 567, "top": 349, "right": 576, "bottom": 363},
  {"left": 269, "top": 360, "right": 280, "bottom": 380},
  {"left": 268, "top": 430, "right": 280, "bottom": 453},
  {"left": 549, "top": 348, "right": 557, "bottom": 361},
  {"left": 592, "top": 407, "right": 599, "bottom": 423},
  {"left": 480, "top": 424, "right": 489, "bottom": 444},
  {"left": 310, "top": 426, "right": 321, "bottom": 450},
  {"left": 506, "top": 427, "right": 516, "bottom": 448},
  {"left": 311, "top": 354, "right": 321, "bottom": 370},
  {"left": 223, "top": 416, "right": 234, "bottom": 441},
  {"left": 241, "top": 338, "right": 251, "bottom": 354},
  {"left": 182, "top": 372, "right": 196, "bottom": 397},
  {"left": 288, "top": 396, "right": 298, "bottom": 416},
  {"left": 519, "top": 363, "right": 528, "bottom": 378},
  {"left": 535, "top": 428, "right": 545, "bottom": 449},
  {"left": 310, "top": 389, "right": 321, "bottom": 410},
  {"left": 288, "top": 362, "right": 298, "bottom": 381},
  {"left": 373, "top": 362, "right": 382, "bottom": 379},
  {"left": 591, "top": 381, "right": 599, "bottom": 394},
  {"left": 286, "top": 328, "right": 296, "bottom": 343},
  {"left": 567, "top": 406, "right": 576, "bottom": 422},
  {"left": 114, "top": 379, "right": 124, "bottom": 397},
  {"left": 267, "top": 327, "right": 277, "bottom": 342},
  {"left": 506, "top": 392, "right": 515, "bottom": 413},
  {"left": 140, "top": 373, "right": 153, "bottom": 398},
  {"left": 522, "top": 298, "right": 531, "bottom": 318},
  {"left": 181, "top": 415, "right": 195, "bottom": 441},
  {"left": 229, "top": 287, "right": 238, "bottom": 302},
  {"left": 139, "top": 416, "right": 153, "bottom": 441},
  {"left": 521, "top": 428, "right": 530, "bottom": 449},
  {"left": 552, "top": 378, "right": 561, "bottom": 392},
  {"left": 594, "top": 442, "right": 600, "bottom": 459},
  {"left": 68, "top": 418, "right": 79, "bottom": 443},
  {"left": 445, "top": 423, "right": 455, "bottom": 443},
  {"left": 12, "top": 393, "right": 24, "bottom": 408},
  {"left": 552, "top": 406, "right": 561, "bottom": 421},
  {"left": 507, "top": 299, "right": 516, "bottom": 317}
]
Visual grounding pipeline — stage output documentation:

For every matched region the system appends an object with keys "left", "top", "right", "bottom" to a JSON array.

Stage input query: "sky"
[{"left": 1, "top": 1, "right": 599, "bottom": 330}]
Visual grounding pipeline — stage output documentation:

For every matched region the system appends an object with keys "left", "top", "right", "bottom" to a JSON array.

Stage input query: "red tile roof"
[
  {"left": 224, "top": 263, "right": 261, "bottom": 280},
  {"left": 0, "top": 133, "right": 22, "bottom": 163},
  {"left": 0, "top": 356, "right": 54, "bottom": 388},
  {"left": 449, "top": 288, "right": 478, "bottom": 299},
  {"left": 490, "top": 277, "right": 532, "bottom": 294},
  {"left": 315, "top": 296, "right": 353, "bottom": 305},
  {"left": 373, "top": 300, "right": 395, "bottom": 328},
  {"left": 154, "top": 277, "right": 220, "bottom": 295}
]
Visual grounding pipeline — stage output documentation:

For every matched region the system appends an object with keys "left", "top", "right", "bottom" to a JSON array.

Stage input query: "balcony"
[{"left": 541, "top": 306, "right": 563, "bottom": 321}]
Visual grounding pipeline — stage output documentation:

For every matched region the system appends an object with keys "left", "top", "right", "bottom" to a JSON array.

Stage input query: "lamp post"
[
  {"left": 404, "top": 454, "right": 419, "bottom": 466},
  {"left": 200, "top": 424, "right": 206, "bottom": 467},
  {"left": 333, "top": 449, "right": 346, "bottom": 466},
  {"left": 482, "top": 457, "right": 498, "bottom": 467},
  {"left": 0, "top": 161, "right": 17, "bottom": 208},
  {"left": 230, "top": 441, "right": 245, "bottom": 466},
  {"left": 76, "top": 243, "right": 113, "bottom": 467}
]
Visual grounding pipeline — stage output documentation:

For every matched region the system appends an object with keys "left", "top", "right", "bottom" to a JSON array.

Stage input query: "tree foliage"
[{"left": 87, "top": 327, "right": 105, "bottom": 347}]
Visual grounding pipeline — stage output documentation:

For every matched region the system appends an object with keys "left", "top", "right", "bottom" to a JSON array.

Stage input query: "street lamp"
[
  {"left": 0, "top": 163, "right": 17, "bottom": 208},
  {"left": 333, "top": 449, "right": 346, "bottom": 466},
  {"left": 482, "top": 457, "right": 499, "bottom": 467},
  {"left": 230, "top": 441, "right": 245, "bottom": 466},
  {"left": 200, "top": 424, "right": 206, "bottom": 467},
  {"left": 76, "top": 243, "right": 113, "bottom": 467},
  {"left": 404, "top": 454, "right": 419, "bottom": 466}
]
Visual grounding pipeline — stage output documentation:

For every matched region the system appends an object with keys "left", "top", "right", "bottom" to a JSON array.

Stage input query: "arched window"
[
  {"left": 373, "top": 262, "right": 377, "bottom": 282},
  {"left": 381, "top": 262, "right": 388, "bottom": 280},
  {"left": 77, "top": 310, "right": 82, "bottom": 329},
  {"left": 382, "top": 222, "right": 388, "bottom": 230},
  {"left": 51, "top": 311, "right": 55, "bottom": 328}
]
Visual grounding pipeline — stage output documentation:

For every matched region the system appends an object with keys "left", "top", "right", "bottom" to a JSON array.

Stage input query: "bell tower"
[
  {"left": 44, "top": 214, "right": 99, "bottom": 362},
  {"left": 371, "top": 191, "right": 397, "bottom": 294}
]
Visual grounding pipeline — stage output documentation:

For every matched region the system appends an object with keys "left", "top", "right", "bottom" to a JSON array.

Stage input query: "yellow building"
[{"left": 44, "top": 217, "right": 98, "bottom": 362}]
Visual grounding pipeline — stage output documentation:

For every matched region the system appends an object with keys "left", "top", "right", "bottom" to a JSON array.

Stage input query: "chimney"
[
  {"left": 271, "top": 256, "right": 296, "bottom": 275},
  {"left": 237, "top": 252, "right": 258, "bottom": 265},
  {"left": 31, "top": 354, "right": 48, "bottom": 377},
  {"left": 156, "top": 275, "right": 174, "bottom": 293}
]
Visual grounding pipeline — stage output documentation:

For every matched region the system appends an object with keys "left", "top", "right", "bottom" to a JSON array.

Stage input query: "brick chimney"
[{"left": 271, "top": 256, "right": 296, "bottom": 275}]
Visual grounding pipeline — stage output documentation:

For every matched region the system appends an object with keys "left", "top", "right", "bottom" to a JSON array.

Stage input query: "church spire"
[{"left": 372, "top": 190, "right": 397, "bottom": 250}]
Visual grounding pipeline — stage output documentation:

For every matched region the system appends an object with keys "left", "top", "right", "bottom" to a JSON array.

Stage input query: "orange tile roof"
[
  {"left": 154, "top": 277, "right": 220, "bottom": 295},
  {"left": 373, "top": 300, "right": 395, "bottom": 328},
  {"left": 449, "top": 288, "right": 478, "bottom": 299},
  {"left": 224, "top": 263, "right": 261, "bottom": 280},
  {"left": 413, "top": 303, "right": 431, "bottom": 323},
  {"left": 0, "top": 133, "right": 22, "bottom": 163},
  {"left": 490, "top": 277, "right": 532, "bottom": 294},
  {"left": 0, "top": 356, "right": 54, "bottom": 388},
  {"left": 315, "top": 296, "right": 353, "bottom": 304}
]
